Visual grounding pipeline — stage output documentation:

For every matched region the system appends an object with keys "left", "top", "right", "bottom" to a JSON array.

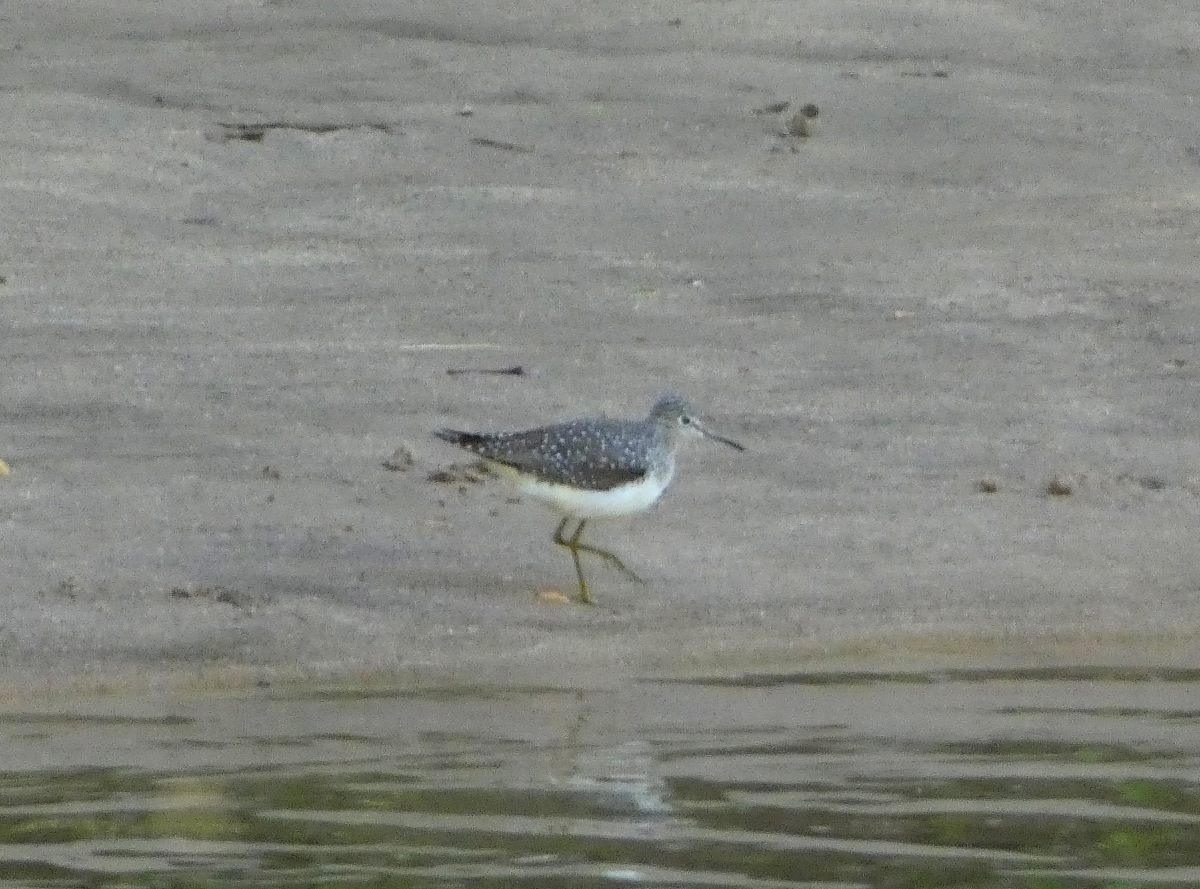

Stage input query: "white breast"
[{"left": 513, "top": 463, "right": 675, "bottom": 519}]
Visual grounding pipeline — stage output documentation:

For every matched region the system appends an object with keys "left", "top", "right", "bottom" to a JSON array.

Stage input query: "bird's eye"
[{"left": 680, "top": 416, "right": 691, "bottom": 425}]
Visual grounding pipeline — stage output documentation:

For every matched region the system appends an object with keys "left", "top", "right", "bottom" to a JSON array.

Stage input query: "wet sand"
[{"left": 2, "top": 1, "right": 1199, "bottom": 691}]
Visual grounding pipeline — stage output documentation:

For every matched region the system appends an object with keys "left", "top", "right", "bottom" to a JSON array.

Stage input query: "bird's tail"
[{"left": 434, "top": 429, "right": 485, "bottom": 451}]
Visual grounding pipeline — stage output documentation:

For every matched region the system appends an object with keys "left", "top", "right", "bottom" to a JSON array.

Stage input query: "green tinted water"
[{"left": 0, "top": 667, "right": 1197, "bottom": 888}]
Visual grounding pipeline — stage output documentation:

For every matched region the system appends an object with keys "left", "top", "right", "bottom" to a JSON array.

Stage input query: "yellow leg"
[
  {"left": 553, "top": 518, "right": 592, "bottom": 604},
  {"left": 552, "top": 518, "right": 645, "bottom": 605},
  {"left": 574, "top": 528, "right": 645, "bottom": 585}
]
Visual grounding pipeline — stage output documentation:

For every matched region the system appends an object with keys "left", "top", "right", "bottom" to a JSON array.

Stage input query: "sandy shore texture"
[{"left": 3, "top": 0, "right": 1199, "bottom": 691}]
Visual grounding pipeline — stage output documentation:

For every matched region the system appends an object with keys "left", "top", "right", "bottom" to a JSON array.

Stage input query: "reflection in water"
[{"left": 0, "top": 670, "right": 1197, "bottom": 887}]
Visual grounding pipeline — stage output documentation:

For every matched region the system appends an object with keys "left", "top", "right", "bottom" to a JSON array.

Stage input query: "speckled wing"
[{"left": 434, "top": 421, "right": 650, "bottom": 491}]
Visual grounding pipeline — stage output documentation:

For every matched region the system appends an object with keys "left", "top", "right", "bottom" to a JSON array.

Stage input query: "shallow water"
[{"left": 1, "top": 667, "right": 1198, "bottom": 888}]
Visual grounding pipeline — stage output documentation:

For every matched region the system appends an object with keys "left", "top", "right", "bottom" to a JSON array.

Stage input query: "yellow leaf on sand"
[
  {"left": 535, "top": 589, "right": 572, "bottom": 605},
  {"left": 0, "top": 458, "right": 9, "bottom": 476}
]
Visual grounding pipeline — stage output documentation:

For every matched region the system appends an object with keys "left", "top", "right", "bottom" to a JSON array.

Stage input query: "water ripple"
[{"left": 0, "top": 668, "right": 1196, "bottom": 887}]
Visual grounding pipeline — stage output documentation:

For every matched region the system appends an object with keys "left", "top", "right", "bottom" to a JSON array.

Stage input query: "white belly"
[{"left": 506, "top": 465, "right": 674, "bottom": 519}]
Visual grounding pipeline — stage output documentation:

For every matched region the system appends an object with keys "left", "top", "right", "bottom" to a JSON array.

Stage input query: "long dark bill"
[{"left": 698, "top": 423, "right": 745, "bottom": 451}]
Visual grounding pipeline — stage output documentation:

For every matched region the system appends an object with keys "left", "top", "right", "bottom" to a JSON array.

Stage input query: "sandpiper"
[{"left": 435, "top": 393, "right": 744, "bottom": 603}]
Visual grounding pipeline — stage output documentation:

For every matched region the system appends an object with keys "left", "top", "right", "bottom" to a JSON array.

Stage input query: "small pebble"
[
  {"left": 1046, "top": 478, "right": 1073, "bottom": 497},
  {"left": 382, "top": 444, "right": 415, "bottom": 472},
  {"left": 536, "top": 589, "right": 572, "bottom": 605},
  {"left": 785, "top": 104, "right": 818, "bottom": 138},
  {"left": 786, "top": 114, "right": 810, "bottom": 137}
]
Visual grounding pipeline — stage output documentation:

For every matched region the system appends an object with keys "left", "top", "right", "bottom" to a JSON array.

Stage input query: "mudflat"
[{"left": 3, "top": 1, "right": 1199, "bottom": 691}]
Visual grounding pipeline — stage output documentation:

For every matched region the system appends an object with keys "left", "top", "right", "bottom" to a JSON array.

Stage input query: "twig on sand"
[{"left": 446, "top": 365, "right": 525, "bottom": 377}]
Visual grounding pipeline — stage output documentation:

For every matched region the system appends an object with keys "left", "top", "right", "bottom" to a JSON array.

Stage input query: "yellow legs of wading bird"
[
  {"left": 434, "top": 393, "right": 745, "bottom": 604},
  {"left": 552, "top": 517, "right": 645, "bottom": 605}
]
